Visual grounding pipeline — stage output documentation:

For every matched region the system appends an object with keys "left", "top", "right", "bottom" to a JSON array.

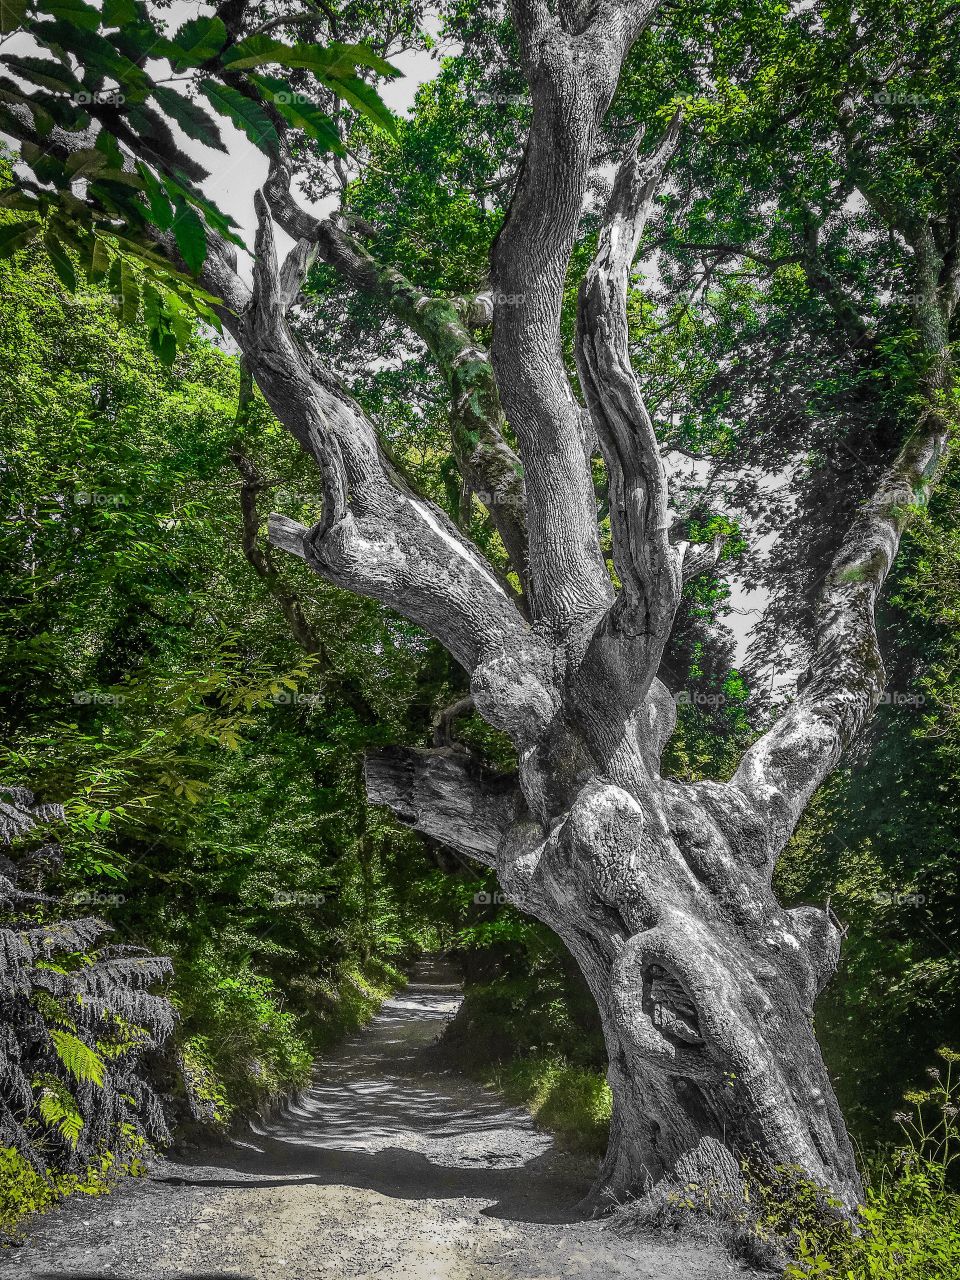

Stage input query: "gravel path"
[{"left": 1, "top": 960, "right": 760, "bottom": 1279}]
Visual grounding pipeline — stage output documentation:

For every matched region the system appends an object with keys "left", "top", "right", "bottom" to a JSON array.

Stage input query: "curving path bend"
[{"left": 1, "top": 959, "right": 758, "bottom": 1279}]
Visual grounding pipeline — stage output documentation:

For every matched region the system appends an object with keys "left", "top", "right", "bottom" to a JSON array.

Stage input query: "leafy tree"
[
  {"left": 0, "top": 0, "right": 400, "bottom": 357},
  {"left": 2, "top": 0, "right": 958, "bottom": 1216}
]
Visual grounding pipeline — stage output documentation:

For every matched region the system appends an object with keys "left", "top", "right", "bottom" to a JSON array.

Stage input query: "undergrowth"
[
  {"left": 172, "top": 954, "right": 405, "bottom": 1129},
  {"left": 615, "top": 1047, "right": 960, "bottom": 1279},
  {"left": 490, "top": 1055, "right": 611, "bottom": 1155},
  {"left": 437, "top": 960, "right": 611, "bottom": 1155},
  {"left": 0, "top": 1135, "right": 147, "bottom": 1243}
]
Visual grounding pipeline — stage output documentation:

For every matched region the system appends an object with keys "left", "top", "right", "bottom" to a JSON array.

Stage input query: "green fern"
[
  {"left": 34, "top": 1078, "right": 84, "bottom": 1149},
  {"left": 49, "top": 1030, "right": 105, "bottom": 1088}
]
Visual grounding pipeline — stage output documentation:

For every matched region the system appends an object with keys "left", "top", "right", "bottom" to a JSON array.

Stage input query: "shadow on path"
[{"left": 160, "top": 957, "right": 595, "bottom": 1225}]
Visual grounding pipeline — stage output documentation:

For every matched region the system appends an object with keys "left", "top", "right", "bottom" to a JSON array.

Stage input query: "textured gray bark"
[
  {"left": 39, "top": 0, "right": 953, "bottom": 1215},
  {"left": 243, "top": 1, "right": 954, "bottom": 1211}
]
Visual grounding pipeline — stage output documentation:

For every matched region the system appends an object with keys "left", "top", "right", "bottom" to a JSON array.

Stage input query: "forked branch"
[{"left": 237, "top": 193, "right": 531, "bottom": 674}]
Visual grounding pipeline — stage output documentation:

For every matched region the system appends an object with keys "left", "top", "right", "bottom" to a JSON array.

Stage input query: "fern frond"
[
  {"left": 50, "top": 1030, "right": 105, "bottom": 1088},
  {"left": 35, "top": 1077, "right": 85, "bottom": 1149}
]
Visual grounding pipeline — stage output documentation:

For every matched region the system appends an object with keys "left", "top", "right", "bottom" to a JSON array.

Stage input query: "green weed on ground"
[
  {"left": 0, "top": 1134, "right": 147, "bottom": 1244},
  {"left": 615, "top": 1047, "right": 960, "bottom": 1279},
  {"left": 489, "top": 1055, "right": 611, "bottom": 1155}
]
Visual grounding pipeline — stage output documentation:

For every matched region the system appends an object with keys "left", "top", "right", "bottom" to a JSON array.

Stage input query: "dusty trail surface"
[{"left": 2, "top": 959, "right": 759, "bottom": 1279}]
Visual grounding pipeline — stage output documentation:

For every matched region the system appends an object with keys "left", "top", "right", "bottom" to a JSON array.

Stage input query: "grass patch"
[{"left": 490, "top": 1055, "right": 611, "bottom": 1155}]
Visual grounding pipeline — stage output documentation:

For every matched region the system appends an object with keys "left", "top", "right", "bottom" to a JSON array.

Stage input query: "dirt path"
[{"left": 2, "top": 960, "right": 759, "bottom": 1279}]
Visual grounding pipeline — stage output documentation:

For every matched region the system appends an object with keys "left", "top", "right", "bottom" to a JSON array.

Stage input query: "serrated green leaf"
[
  {"left": 164, "top": 171, "right": 243, "bottom": 244},
  {"left": 0, "top": 81, "right": 56, "bottom": 136},
  {"left": 0, "top": 0, "right": 28, "bottom": 33},
  {"left": 156, "top": 330, "right": 177, "bottom": 365},
  {"left": 94, "top": 128, "right": 124, "bottom": 166},
  {"left": 84, "top": 234, "right": 111, "bottom": 283},
  {"left": 102, "top": 0, "right": 136, "bottom": 25},
  {"left": 142, "top": 279, "right": 162, "bottom": 325},
  {"left": 322, "top": 71, "right": 397, "bottom": 138},
  {"left": 0, "top": 189, "right": 44, "bottom": 212},
  {"left": 166, "top": 15, "right": 227, "bottom": 67},
  {"left": 5, "top": 54, "right": 82, "bottom": 93},
  {"left": 218, "top": 34, "right": 289, "bottom": 71},
  {"left": 37, "top": 0, "right": 101, "bottom": 30},
  {"left": 20, "top": 139, "right": 67, "bottom": 186},
  {"left": 119, "top": 257, "right": 139, "bottom": 322},
  {"left": 0, "top": 219, "right": 41, "bottom": 257},
  {"left": 66, "top": 147, "right": 108, "bottom": 178},
  {"left": 171, "top": 199, "right": 206, "bottom": 275},
  {"left": 136, "top": 163, "right": 175, "bottom": 231},
  {"left": 151, "top": 83, "right": 225, "bottom": 150},
  {"left": 55, "top": 27, "right": 150, "bottom": 101},
  {"left": 229, "top": 39, "right": 400, "bottom": 81},
  {"left": 251, "top": 75, "right": 343, "bottom": 152},
  {"left": 199, "top": 80, "right": 278, "bottom": 152},
  {"left": 44, "top": 227, "right": 77, "bottom": 290},
  {"left": 48, "top": 211, "right": 87, "bottom": 255}
]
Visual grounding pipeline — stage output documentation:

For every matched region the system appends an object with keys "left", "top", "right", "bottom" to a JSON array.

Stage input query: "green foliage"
[
  {"left": 173, "top": 950, "right": 314, "bottom": 1120},
  {"left": 0, "top": 224, "right": 458, "bottom": 1211},
  {"left": 0, "top": 0, "right": 400, "bottom": 359},
  {"left": 615, "top": 1050, "right": 960, "bottom": 1277},
  {"left": 0, "top": 1139, "right": 144, "bottom": 1242},
  {"left": 0, "top": 788, "right": 172, "bottom": 1243},
  {"left": 34, "top": 1078, "right": 84, "bottom": 1148},
  {"left": 49, "top": 1029, "right": 105, "bottom": 1087},
  {"left": 780, "top": 1049, "right": 960, "bottom": 1279},
  {"left": 491, "top": 1057, "right": 611, "bottom": 1156}
]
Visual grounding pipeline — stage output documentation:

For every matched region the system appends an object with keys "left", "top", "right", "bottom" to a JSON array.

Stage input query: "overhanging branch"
[
  {"left": 263, "top": 159, "right": 530, "bottom": 600},
  {"left": 364, "top": 746, "right": 525, "bottom": 865}
]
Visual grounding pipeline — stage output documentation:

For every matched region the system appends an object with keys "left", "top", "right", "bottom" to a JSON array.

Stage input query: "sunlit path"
[{"left": 0, "top": 960, "right": 758, "bottom": 1279}]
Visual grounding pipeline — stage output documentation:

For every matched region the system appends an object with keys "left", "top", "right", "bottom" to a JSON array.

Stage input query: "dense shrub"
[{"left": 0, "top": 787, "right": 173, "bottom": 1240}]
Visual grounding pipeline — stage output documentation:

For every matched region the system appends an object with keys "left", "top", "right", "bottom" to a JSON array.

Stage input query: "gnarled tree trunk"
[
  {"left": 365, "top": 685, "right": 861, "bottom": 1210},
  {"left": 257, "top": 0, "right": 952, "bottom": 1208}
]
